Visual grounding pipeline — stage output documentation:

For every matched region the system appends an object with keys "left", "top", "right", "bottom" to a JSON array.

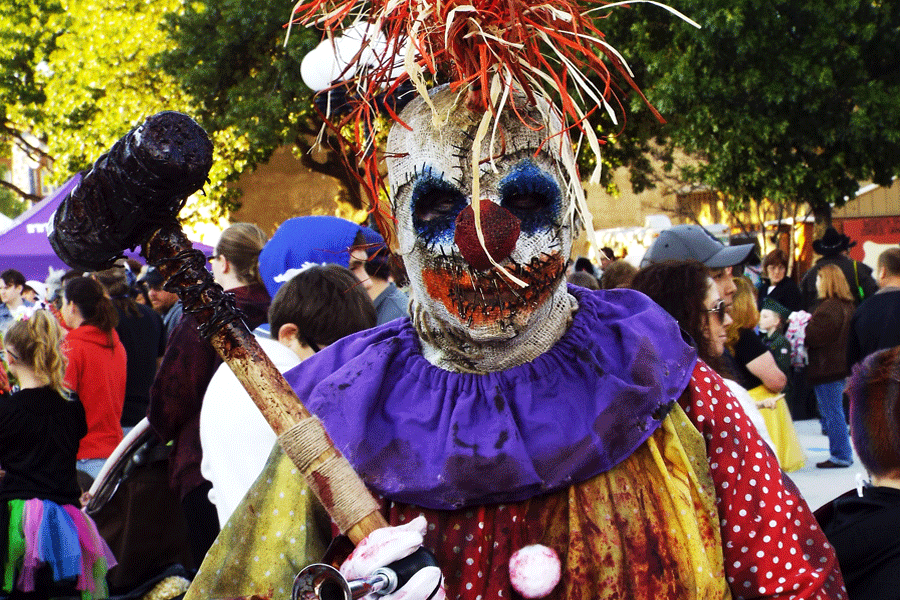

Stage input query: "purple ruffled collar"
[{"left": 284, "top": 286, "right": 697, "bottom": 510}]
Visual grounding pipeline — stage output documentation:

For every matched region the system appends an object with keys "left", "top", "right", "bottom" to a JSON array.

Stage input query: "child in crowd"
[
  {"left": 753, "top": 297, "right": 806, "bottom": 471},
  {"left": 200, "top": 264, "right": 376, "bottom": 525},
  {"left": 817, "top": 345, "right": 900, "bottom": 598},
  {"left": 758, "top": 297, "right": 793, "bottom": 384},
  {"left": 0, "top": 310, "right": 115, "bottom": 598}
]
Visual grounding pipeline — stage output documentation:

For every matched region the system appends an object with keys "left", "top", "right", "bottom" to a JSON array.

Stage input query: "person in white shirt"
[{"left": 199, "top": 264, "right": 376, "bottom": 525}]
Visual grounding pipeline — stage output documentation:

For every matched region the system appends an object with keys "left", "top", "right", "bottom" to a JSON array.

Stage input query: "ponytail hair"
[
  {"left": 64, "top": 277, "right": 118, "bottom": 344},
  {"left": 94, "top": 266, "right": 140, "bottom": 318},
  {"left": 4, "top": 310, "right": 68, "bottom": 395},
  {"left": 216, "top": 223, "right": 268, "bottom": 287}
]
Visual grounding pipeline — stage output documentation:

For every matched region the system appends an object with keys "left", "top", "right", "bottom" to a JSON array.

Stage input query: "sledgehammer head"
[{"left": 49, "top": 111, "right": 213, "bottom": 271}]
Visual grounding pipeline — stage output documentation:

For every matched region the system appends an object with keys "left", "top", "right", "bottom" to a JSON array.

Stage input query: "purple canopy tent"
[{"left": 0, "top": 174, "right": 214, "bottom": 281}]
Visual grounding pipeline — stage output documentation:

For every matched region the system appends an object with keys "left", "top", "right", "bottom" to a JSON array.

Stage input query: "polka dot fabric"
[
  {"left": 681, "top": 362, "right": 846, "bottom": 599},
  {"left": 183, "top": 446, "right": 331, "bottom": 600}
]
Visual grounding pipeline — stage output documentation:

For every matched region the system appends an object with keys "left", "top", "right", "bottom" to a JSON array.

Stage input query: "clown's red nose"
[{"left": 454, "top": 201, "right": 521, "bottom": 271}]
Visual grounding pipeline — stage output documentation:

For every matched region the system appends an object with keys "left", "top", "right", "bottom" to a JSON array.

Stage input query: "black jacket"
[
  {"left": 0, "top": 387, "right": 86, "bottom": 505},
  {"left": 115, "top": 302, "right": 166, "bottom": 427},
  {"left": 847, "top": 288, "right": 900, "bottom": 369},
  {"left": 817, "top": 486, "right": 900, "bottom": 600},
  {"left": 757, "top": 276, "right": 802, "bottom": 313}
]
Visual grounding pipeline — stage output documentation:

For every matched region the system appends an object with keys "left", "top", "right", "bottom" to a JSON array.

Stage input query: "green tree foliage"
[
  {"left": 1, "top": 0, "right": 244, "bottom": 223},
  {"left": 156, "top": 0, "right": 370, "bottom": 210},
  {"left": 1, "top": 0, "right": 206, "bottom": 210},
  {"left": 5, "top": 0, "right": 897, "bottom": 229},
  {"left": 0, "top": 166, "right": 26, "bottom": 218},
  {"left": 602, "top": 0, "right": 900, "bottom": 221},
  {"left": 32, "top": 0, "right": 220, "bottom": 219},
  {"left": 0, "top": 0, "right": 62, "bottom": 201},
  {"left": 36, "top": 0, "right": 190, "bottom": 171},
  {"left": 2, "top": 0, "right": 360, "bottom": 222}
]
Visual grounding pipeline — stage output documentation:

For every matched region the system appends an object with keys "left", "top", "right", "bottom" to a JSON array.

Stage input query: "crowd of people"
[
  {"left": 6, "top": 60, "right": 900, "bottom": 598},
  {"left": 1, "top": 188, "right": 898, "bottom": 600},
  {"left": 0, "top": 214, "right": 415, "bottom": 597}
]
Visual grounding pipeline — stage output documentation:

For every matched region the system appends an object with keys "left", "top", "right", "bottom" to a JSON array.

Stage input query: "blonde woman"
[
  {"left": 806, "top": 263, "right": 856, "bottom": 468},
  {"left": 1, "top": 311, "right": 115, "bottom": 597},
  {"left": 726, "top": 276, "right": 787, "bottom": 393}
]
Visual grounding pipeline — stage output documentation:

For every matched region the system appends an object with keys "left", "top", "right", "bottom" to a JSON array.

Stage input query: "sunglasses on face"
[{"left": 706, "top": 299, "right": 726, "bottom": 322}]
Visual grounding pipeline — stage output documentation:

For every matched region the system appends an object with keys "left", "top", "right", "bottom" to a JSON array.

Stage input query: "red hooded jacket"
[{"left": 63, "top": 324, "right": 127, "bottom": 459}]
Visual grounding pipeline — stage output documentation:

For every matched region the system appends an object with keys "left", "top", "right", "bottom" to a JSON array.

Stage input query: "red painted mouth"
[{"left": 421, "top": 252, "right": 566, "bottom": 327}]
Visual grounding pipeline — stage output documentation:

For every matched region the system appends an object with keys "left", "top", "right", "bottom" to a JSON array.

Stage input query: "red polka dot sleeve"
[{"left": 680, "top": 361, "right": 847, "bottom": 600}]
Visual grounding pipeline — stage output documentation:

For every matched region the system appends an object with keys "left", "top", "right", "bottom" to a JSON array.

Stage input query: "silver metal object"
[{"left": 292, "top": 563, "right": 399, "bottom": 600}]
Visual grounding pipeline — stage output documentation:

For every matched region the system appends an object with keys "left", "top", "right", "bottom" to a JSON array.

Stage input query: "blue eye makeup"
[
  {"left": 410, "top": 170, "right": 467, "bottom": 245},
  {"left": 499, "top": 161, "right": 560, "bottom": 234}
]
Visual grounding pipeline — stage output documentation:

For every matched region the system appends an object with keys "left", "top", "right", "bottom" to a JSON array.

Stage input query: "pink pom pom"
[{"left": 508, "top": 544, "right": 561, "bottom": 598}]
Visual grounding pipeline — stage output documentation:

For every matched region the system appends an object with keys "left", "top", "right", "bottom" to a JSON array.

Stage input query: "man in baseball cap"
[{"left": 641, "top": 224, "right": 754, "bottom": 310}]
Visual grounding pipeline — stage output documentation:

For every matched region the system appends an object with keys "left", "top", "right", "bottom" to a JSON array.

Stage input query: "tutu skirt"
[{"left": 3, "top": 498, "right": 116, "bottom": 599}]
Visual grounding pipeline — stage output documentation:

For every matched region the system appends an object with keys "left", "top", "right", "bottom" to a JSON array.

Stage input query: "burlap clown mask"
[{"left": 387, "top": 86, "right": 581, "bottom": 372}]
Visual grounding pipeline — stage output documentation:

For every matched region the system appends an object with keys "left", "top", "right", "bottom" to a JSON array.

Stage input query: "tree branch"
[
  {"left": 1, "top": 124, "right": 53, "bottom": 163},
  {"left": 293, "top": 123, "right": 367, "bottom": 210},
  {"left": 0, "top": 179, "right": 41, "bottom": 203}
]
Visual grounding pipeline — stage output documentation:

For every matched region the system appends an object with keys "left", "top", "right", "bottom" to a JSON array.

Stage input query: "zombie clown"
[
  {"left": 183, "top": 84, "right": 846, "bottom": 600},
  {"left": 392, "top": 88, "right": 579, "bottom": 372}
]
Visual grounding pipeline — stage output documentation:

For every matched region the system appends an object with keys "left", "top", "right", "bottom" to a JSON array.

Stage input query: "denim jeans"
[
  {"left": 814, "top": 379, "right": 853, "bottom": 465},
  {"left": 76, "top": 457, "right": 107, "bottom": 480}
]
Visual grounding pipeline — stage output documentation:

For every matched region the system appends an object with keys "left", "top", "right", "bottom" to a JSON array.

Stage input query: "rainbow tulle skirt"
[{"left": 3, "top": 498, "right": 116, "bottom": 599}]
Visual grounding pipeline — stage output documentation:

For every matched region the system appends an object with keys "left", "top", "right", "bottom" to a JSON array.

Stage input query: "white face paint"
[{"left": 386, "top": 87, "right": 577, "bottom": 348}]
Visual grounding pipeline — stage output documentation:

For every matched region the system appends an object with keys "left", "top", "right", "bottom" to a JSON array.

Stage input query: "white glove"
[{"left": 340, "top": 516, "right": 445, "bottom": 600}]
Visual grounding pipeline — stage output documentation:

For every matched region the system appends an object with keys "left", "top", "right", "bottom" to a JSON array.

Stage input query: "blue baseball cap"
[{"left": 258, "top": 215, "right": 365, "bottom": 297}]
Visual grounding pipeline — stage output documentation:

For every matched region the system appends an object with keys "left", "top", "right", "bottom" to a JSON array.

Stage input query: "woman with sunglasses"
[
  {"left": 632, "top": 261, "right": 731, "bottom": 371},
  {"left": 632, "top": 261, "right": 776, "bottom": 453},
  {"left": 147, "top": 222, "right": 271, "bottom": 567}
]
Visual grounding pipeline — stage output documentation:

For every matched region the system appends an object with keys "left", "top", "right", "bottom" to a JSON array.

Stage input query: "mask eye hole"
[
  {"left": 411, "top": 174, "right": 466, "bottom": 244},
  {"left": 500, "top": 161, "right": 560, "bottom": 233},
  {"left": 415, "top": 190, "right": 463, "bottom": 222},
  {"left": 503, "top": 192, "right": 550, "bottom": 214}
]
